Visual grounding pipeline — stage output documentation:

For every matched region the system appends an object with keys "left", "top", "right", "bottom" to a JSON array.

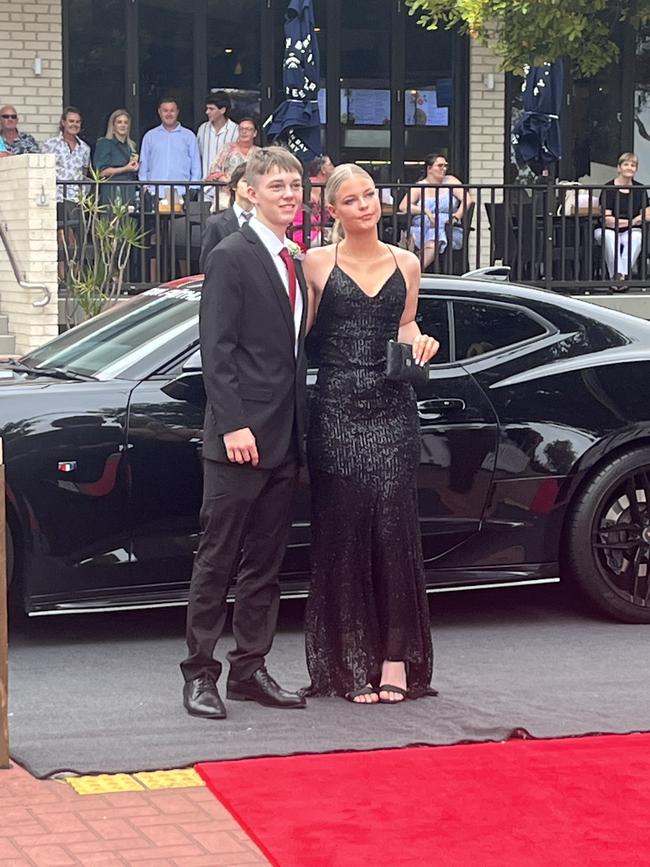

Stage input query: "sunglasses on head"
[{"left": 1, "top": 114, "right": 18, "bottom": 119}]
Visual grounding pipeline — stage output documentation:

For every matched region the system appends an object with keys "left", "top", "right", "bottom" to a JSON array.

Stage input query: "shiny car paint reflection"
[{"left": 2, "top": 275, "right": 650, "bottom": 617}]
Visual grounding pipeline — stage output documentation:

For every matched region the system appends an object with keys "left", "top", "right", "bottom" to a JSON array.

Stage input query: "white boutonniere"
[{"left": 285, "top": 239, "right": 304, "bottom": 261}]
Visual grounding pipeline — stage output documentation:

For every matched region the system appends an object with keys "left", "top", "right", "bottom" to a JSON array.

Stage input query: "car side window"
[
  {"left": 453, "top": 301, "right": 547, "bottom": 360},
  {"left": 415, "top": 298, "right": 451, "bottom": 364}
]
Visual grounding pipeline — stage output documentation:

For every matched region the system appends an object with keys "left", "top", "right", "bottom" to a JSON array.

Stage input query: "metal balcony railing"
[
  {"left": 54, "top": 180, "right": 650, "bottom": 294},
  {"left": 0, "top": 211, "right": 51, "bottom": 307}
]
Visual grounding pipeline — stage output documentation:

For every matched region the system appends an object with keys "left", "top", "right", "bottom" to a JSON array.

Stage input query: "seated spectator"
[
  {"left": 0, "top": 105, "right": 39, "bottom": 155},
  {"left": 199, "top": 163, "right": 254, "bottom": 272},
  {"left": 41, "top": 106, "right": 91, "bottom": 206},
  {"left": 595, "top": 152, "right": 650, "bottom": 291},
  {"left": 94, "top": 109, "right": 140, "bottom": 205},
  {"left": 206, "top": 117, "right": 260, "bottom": 211},
  {"left": 398, "top": 153, "right": 471, "bottom": 270}
]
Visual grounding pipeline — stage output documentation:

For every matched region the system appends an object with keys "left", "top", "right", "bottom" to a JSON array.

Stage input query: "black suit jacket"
[
  {"left": 199, "top": 208, "right": 239, "bottom": 272},
  {"left": 200, "top": 222, "right": 308, "bottom": 469}
]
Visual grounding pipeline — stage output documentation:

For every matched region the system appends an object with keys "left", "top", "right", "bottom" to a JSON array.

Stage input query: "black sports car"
[{"left": 3, "top": 276, "right": 650, "bottom": 623}]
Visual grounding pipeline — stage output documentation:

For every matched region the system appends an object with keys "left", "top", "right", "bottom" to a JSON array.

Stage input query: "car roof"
[
  {"left": 419, "top": 275, "right": 650, "bottom": 338},
  {"left": 160, "top": 273, "right": 650, "bottom": 340}
]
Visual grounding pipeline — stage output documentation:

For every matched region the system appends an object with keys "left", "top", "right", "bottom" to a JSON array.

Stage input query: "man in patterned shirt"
[
  {"left": 0, "top": 105, "right": 39, "bottom": 155},
  {"left": 41, "top": 106, "right": 91, "bottom": 203}
]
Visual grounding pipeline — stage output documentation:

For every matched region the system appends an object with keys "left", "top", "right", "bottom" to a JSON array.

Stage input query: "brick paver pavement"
[{"left": 0, "top": 762, "right": 269, "bottom": 866}]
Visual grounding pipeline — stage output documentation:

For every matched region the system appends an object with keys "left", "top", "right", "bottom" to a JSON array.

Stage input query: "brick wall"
[
  {"left": 0, "top": 153, "right": 58, "bottom": 353},
  {"left": 0, "top": 1, "right": 63, "bottom": 144},
  {"left": 468, "top": 38, "right": 506, "bottom": 268}
]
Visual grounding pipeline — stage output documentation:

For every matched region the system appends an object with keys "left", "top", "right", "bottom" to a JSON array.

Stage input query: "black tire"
[{"left": 565, "top": 447, "right": 650, "bottom": 623}]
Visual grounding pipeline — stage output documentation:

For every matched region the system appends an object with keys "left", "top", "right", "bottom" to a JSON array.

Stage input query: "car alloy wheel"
[
  {"left": 593, "top": 471, "right": 650, "bottom": 608},
  {"left": 565, "top": 447, "right": 650, "bottom": 623}
]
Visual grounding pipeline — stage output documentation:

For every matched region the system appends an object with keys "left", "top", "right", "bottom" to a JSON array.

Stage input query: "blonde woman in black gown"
[{"left": 303, "top": 165, "right": 439, "bottom": 704}]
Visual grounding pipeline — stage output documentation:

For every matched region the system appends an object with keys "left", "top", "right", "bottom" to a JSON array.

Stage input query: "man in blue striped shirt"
[{"left": 139, "top": 97, "right": 201, "bottom": 199}]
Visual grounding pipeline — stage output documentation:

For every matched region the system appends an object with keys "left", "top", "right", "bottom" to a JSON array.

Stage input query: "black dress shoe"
[
  {"left": 227, "top": 666, "right": 306, "bottom": 708},
  {"left": 183, "top": 675, "right": 227, "bottom": 719}
]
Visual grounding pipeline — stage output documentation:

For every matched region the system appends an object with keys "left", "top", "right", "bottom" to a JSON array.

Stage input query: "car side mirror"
[{"left": 161, "top": 371, "right": 206, "bottom": 406}]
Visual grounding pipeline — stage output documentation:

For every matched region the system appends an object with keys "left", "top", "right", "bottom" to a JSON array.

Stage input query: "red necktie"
[{"left": 278, "top": 247, "right": 297, "bottom": 313}]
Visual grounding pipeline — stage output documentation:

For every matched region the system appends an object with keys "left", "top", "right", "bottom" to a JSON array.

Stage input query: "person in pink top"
[{"left": 291, "top": 154, "right": 335, "bottom": 247}]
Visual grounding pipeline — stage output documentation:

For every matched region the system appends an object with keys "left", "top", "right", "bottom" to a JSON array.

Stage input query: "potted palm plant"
[{"left": 61, "top": 170, "right": 147, "bottom": 327}]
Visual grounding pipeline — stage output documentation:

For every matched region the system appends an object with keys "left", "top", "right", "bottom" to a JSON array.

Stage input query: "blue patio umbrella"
[
  {"left": 513, "top": 62, "right": 563, "bottom": 168},
  {"left": 265, "top": 0, "right": 321, "bottom": 163}
]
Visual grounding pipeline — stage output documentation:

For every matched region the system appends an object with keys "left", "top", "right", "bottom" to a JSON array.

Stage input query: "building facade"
[
  {"left": 1, "top": 0, "right": 506, "bottom": 188},
  {"left": 3, "top": 3, "right": 650, "bottom": 187}
]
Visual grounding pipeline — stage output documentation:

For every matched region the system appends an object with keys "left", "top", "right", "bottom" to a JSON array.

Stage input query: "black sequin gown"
[{"left": 305, "top": 251, "right": 434, "bottom": 698}]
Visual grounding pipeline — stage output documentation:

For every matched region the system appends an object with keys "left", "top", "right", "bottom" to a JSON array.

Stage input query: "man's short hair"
[
  {"left": 205, "top": 91, "right": 231, "bottom": 114},
  {"left": 246, "top": 146, "right": 303, "bottom": 187},
  {"left": 158, "top": 96, "right": 179, "bottom": 110},
  {"left": 229, "top": 162, "right": 248, "bottom": 192}
]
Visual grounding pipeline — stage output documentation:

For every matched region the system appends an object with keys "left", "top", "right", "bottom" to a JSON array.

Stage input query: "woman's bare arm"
[
  {"left": 448, "top": 176, "right": 472, "bottom": 219},
  {"left": 396, "top": 249, "right": 439, "bottom": 364},
  {"left": 398, "top": 185, "right": 424, "bottom": 214},
  {"left": 302, "top": 246, "right": 333, "bottom": 332}
]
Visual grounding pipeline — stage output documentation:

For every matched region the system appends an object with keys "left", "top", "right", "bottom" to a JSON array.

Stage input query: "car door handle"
[{"left": 417, "top": 398, "right": 466, "bottom": 419}]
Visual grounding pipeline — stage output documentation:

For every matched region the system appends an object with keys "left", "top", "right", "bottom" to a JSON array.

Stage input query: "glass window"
[
  {"left": 635, "top": 25, "right": 650, "bottom": 184},
  {"left": 415, "top": 298, "right": 450, "bottom": 364},
  {"left": 587, "top": 66, "right": 624, "bottom": 170},
  {"left": 67, "top": 0, "right": 126, "bottom": 147},
  {"left": 453, "top": 302, "right": 547, "bottom": 360},
  {"left": 341, "top": 0, "right": 390, "bottom": 80},
  {"left": 23, "top": 289, "right": 200, "bottom": 378},
  {"left": 207, "top": 0, "right": 261, "bottom": 96},
  {"left": 340, "top": 0, "right": 391, "bottom": 171},
  {"left": 403, "top": 11, "right": 453, "bottom": 173},
  {"left": 138, "top": 0, "right": 193, "bottom": 137}
]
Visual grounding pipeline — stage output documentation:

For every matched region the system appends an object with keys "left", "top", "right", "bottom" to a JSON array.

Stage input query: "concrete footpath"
[{"left": 0, "top": 762, "right": 268, "bottom": 866}]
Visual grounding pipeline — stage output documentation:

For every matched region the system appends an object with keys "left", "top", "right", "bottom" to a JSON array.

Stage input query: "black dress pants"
[{"left": 180, "top": 454, "right": 298, "bottom": 683}]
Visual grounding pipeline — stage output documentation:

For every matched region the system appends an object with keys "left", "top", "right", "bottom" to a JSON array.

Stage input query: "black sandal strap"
[
  {"left": 377, "top": 684, "right": 408, "bottom": 698},
  {"left": 345, "top": 684, "right": 377, "bottom": 701}
]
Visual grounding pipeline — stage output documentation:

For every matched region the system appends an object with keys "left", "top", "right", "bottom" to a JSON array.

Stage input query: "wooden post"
[{"left": 0, "top": 436, "right": 9, "bottom": 768}]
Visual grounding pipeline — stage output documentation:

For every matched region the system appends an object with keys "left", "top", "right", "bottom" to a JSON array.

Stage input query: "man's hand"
[{"left": 223, "top": 427, "right": 259, "bottom": 466}]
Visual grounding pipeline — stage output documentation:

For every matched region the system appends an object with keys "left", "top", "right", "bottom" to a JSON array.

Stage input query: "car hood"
[{"left": 0, "top": 369, "right": 80, "bottom": 389}]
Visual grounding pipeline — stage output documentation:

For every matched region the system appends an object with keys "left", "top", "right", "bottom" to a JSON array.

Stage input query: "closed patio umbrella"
[
  {"left": 513, "top": 62, "right": 563, "bottom": 170},
  {"left": 265, "top": 0, "right": 321, "bottom": 163}
]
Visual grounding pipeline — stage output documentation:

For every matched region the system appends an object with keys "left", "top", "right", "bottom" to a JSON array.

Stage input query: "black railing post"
[
  {"left": 51, "top": 179, "right": 650, "bottom": 293},
  {"left": 543, "top": 183, "right": 554, "bottom": 290}
]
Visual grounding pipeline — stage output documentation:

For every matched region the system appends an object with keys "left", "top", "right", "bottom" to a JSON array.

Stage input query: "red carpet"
[{"left": 196, "top": 733, "right": 650, "bottom": 866}]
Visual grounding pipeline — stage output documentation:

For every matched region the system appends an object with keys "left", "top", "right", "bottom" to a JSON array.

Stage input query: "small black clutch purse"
[{"left": 385, "top": 340, "right": 430, "bottom": 385}]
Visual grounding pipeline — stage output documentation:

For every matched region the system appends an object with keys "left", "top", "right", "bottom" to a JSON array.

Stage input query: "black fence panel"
[{"left": 55, "top": 180, "right": 650, "bottom": 294}]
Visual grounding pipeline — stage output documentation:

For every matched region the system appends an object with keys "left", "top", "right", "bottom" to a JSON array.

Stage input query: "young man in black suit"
[
  {"left": 198, "top": 163, "right": 254, "bottom": 272},
  {"left": 181, "top": 147, "right": 308, "bottom": 719}
]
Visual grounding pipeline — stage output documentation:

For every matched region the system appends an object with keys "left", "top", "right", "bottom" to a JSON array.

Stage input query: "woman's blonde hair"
[
  {"left": 618, "top": 152, "right": 639, "bottom": 167},
  {"left": 105, "top": 109, "right": 136, "bottom": 152},
  {"left": 325, "top": 163, "right": 374, "bottom": 243}
]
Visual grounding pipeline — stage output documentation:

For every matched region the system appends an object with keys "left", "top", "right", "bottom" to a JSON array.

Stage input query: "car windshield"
[{"left": 21, "top": 286, "right": 201, "bottom": 378}]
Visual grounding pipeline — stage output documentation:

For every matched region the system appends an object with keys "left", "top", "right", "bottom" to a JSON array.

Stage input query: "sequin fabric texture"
[{"left": 305, "top": 255, "right": 434, "bottom": 697}]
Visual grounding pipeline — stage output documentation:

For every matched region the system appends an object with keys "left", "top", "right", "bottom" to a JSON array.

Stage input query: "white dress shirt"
[
  {"left": 248, "top": 216, "right": 303, "bottom": 356},
  {"left": 233, "top": 202, "right": 256, "bottom": 226},
  {"left": 197, "top": 117, "right": 239, "bottom": 177}
]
